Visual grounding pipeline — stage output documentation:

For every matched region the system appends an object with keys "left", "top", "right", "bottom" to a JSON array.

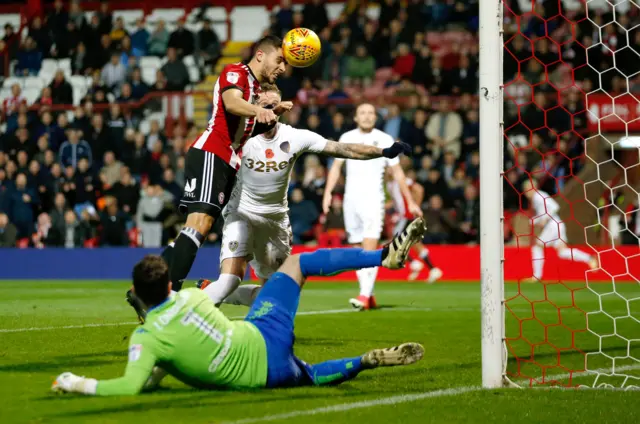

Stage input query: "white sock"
[
  {"left": 358, "top": 266, "right": 378, "bottom": 297},
  {"left": 224, "top": 284, "right": 261, "bottom": 306},
  {"left": 558, "top": 248, "right": 591, "bottom": 263},
  {"left": 532, "top": 245, "right": 544, "bottom": 279},
  {"left": 203, "top": 274, "right": 241, "bottom": 305}
]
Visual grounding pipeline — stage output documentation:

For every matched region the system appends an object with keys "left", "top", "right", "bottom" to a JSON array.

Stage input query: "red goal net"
[{"left": 502, "top": 0, "right": 640, "bottom": 389}]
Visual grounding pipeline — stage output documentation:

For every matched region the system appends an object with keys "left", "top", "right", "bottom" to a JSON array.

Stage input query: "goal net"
[{"left": 481, "top": 0, "right": 640, "bottom": 389}]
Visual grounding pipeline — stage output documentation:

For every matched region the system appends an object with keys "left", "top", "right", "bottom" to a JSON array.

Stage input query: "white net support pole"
[{"left": 479, "top": 0, "right": 506, "bottom": 389}]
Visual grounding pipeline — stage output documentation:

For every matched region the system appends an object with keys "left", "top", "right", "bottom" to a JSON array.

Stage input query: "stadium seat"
[
  {"left": 69, "top": 75, "right": 87, "bottom": 90},
  {"left": 326, "top": 3, "right": 346, "bottom": 21},
  {"left": 213, "top": 23, "right": 228, "bottom": 42},
  {"left": 140, "top": 56, "right": 162, "bottom": 70},
  {"left": 23, "top": 87, "right": 40, "bottom": 104},
  {"left": 58, "top": 59, "right": 72, "bottom": 77},
  {"left": 41, "top": 59, "right": 58, "bottom": 74},
  {"left": 230, "top": 7, "right": 268, "bottom": 41},
  {"left": 2, "top": 76, "right": 24, "bottom": 88},
  {"left": 147, "top": 8, "right": 185, "bottom": 24},
  {"left": 0, "top": 87, "right": 12, "bottom": 100},
  {"left": 24, "top": 76, "right": 44, "bottom": 91},
  {"left": 187, "top": 66, "right": 200, "bottom": 83},
  {"left": 0, "top": 14, "right": 21, "bottom": 33},
  {"left": 141, "top": 67, "right": 157, "bottom": 85},
  {"left": 185, "top": 22, "right": 202, "bottom": 34},
  {"left": 37, "top": 69, "right": 55, "bottom": 83},
  {"left": 113, "top": 9, "right": 144, "bottom": 25},
  {"left": 183, "top": 55, "right": 196, "bottom": 67}
]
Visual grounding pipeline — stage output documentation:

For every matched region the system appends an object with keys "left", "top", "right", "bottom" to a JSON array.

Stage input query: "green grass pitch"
[{"left": 1, "top": 280, "right": 639, "bottom": 424}]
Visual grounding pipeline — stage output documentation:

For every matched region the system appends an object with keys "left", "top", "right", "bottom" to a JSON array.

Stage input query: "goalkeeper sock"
[
  {"left": 224, "top": 284, "right": 261, "bottom": 306},
  {"left": 532, "top": 245, "right": 544, "bottom": 279},
  {"left": 358, "top": 267, "right": 378, "bottom": 297},
  {"left": 170, "top": 228, "right": 205, "bottom": 291},
  {"left": 305, "top": 356, "right": 363, "bottom": 386},
  {"left": 419, "top": 249, "right": 435, "bottom": 269},
  {"left": 299, "top": 248, "right": 382, "bottom": 277},
  {"left": 203, "top": 274, "right": 242, "bottom": 306}
]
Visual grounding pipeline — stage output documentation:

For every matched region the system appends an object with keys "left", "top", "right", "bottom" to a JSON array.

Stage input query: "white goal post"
[{"left": 480, "top": 0, "right": 640, "bottom": 390}]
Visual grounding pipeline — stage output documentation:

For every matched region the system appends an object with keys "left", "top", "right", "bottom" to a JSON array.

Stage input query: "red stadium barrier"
[{"left": 250, "top": 245, "right": 640, "bottom": 282}]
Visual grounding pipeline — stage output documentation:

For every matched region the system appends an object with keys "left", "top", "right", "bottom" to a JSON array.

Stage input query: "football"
[{"left": 282, "top": 28, "right": 322, "bottom": 68}]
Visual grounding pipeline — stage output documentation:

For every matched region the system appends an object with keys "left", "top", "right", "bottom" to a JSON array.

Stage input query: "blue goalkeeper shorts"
[{"left": 244, "top": 272, "right": 312, "bottom": 388}]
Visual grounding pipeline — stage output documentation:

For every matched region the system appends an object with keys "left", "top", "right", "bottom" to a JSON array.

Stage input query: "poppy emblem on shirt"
[
  {"left": 280, "top": 141, "right": 290, "bottom": 153},
  {"left": 266, "top": 149, "right": 274, "bottom": 159}
]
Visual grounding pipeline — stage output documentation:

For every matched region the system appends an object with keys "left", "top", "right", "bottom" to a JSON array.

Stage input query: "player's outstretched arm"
[
  {"left": 322, "top": 140, "right": 411, "bottom": 160},
  {"left": 222, "top": 89, "right": 276, "bottom": 123}
]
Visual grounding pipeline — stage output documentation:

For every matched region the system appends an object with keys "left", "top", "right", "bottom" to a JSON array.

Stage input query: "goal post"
[
  {"left": 481, "top": 0, "right": 640, "bottom": 390},
  {"left": 479, "top": 0, "right": 506, "bottom": 389}
]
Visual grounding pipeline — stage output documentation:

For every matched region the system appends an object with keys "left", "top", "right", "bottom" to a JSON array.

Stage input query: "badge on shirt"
[
  {"left": 280, "top": 141, "right": 290, "bottom": 153},
  {"left": 129, "top": 344, "right": 142, "bottom": 362},
  {"left": 265, "top": 149, "right": 274, "bottom": 159},
  {"left": 226, "top": 72, "right": 240, "bottom": 84}
]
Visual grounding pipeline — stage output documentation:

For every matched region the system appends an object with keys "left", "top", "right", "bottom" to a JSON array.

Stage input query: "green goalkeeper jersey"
[{"left": 96, "top": 289, "right": 268, "bottom": 395}]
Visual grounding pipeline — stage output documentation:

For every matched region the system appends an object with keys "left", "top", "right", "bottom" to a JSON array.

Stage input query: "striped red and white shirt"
[
  {"left": 2, "top": 95, "right": 27, "bottom": 116},
  {"left": 192, "top": 62, "right": 261, "bottom": 170}
]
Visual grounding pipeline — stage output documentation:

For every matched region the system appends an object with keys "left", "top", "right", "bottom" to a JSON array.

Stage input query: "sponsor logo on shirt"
[
  {"left": 184, "top": 178, "right": 197, "bottom": 198},
  {"left": 129, "top": 344, "right": 142, "bottom": 362},
  {"left": 226, "top": 72, "right": 239, "bottom": 84}
]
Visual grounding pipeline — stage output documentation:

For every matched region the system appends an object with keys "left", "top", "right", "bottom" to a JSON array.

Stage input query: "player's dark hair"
[
  {"left": 253, "top": 35, "right": 282, "bottom": 56},
  {"left": 132, "top": 255, "right": 170, "bottom": 307}
]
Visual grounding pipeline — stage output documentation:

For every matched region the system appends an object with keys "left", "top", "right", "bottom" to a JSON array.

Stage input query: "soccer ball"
[{"left": 282, "top": 28, "right": 322, "bottom": 68}]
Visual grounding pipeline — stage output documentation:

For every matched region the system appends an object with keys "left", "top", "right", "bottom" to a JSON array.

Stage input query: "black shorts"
[{"left": 179, "top": 148, "right": 237, "bottom": 218}]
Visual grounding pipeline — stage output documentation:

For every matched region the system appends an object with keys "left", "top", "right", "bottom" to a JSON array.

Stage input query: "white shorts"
[
  {"left": 220, "top": 210, "right": 292, "bottom": 279},
  {"left": 538, "top": 221, "right": 567, "bottom": 247},
  {"left": 344, "top": 197, "right": 384, "bottom": 244}
]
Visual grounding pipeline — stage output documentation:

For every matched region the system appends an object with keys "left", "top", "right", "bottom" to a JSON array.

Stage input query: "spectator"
[
  {"left": 303, "top": 0, "right": 329, "bottom": 34},
  {"left": 422, "top": 167, "right": 450, "bottom": 205},
  {"left": 97, "top": 1, "right": 113, "bottom": 35},
  {"left": 8, "top": 173, "right": 39, "bottom": 238},
  {"left": 59, "top": 129, "right": 92, "bottom": 169},
  {"left": 108, "top": 167, "right": 139, "bottom": 214},
  {"left": 0, "top": 40, "right": 7, "bottom": 79},
  {"left": 28, "top": 16, "right": 50, "bottom": 55},
  {"left": 74, "top": 158, "right": 97, "bottom": 206},
  {"left": 2, "top": 24, "right": 19, "bottom": 60},
  {"left": 32, "top": 212, "right": 62, "bottom": 248},
  {"left": 105, "top": 103, "right": 126, "bottom": 152},
  {"left": 412, "top": 45, "right": 434, "bottom": 87},
  {"left": 383, "top": 104, "right": 409, "bottom": 143},
  {"left": 148, "top": 20, "right": 169, "bottom": 57},
  {"left": 0, "top": 212, "right": 17, "bottom": 247},
  {"left": 27, "top": 159, "right": 48, "bottom": 199},
  {"left": 345, "top": 45, "right": 376, "bottom": 85},
  {"left": 289, "top": 188, "right": 319, "bottom": 244},
  {"left": 128, "top": 67, "right": 149, "bottom": 99},
  {"left": 61, "top": 209, "right": 90, "bottom": 248},
  {"left": 197, "top": 19, "right": 221, "bottom": 67},
  {"left": 161, "top": 47, "right": 190, "bottom": 91},
  {"left": 130, "top": 19, "right": 149, "bottom": 56},
  {"left": 423, "top": 195, "right": 456, "bottom": 244},
  {"left": 440, "top": 151, "right": 457, "bottom": 186},
  {"left": 276, "top": 0, "right": 294, "bottom": 34},
  {"left": 101, "top": 151, "right": 123, "bottom": 187},
  {"left": 326, "top": 112, "right": 347, "bottom": 141},
  {"left": 16, "top": 37, "right": 43, "bottom": 76},
  {"left": 99, "top": 196, "right": 128, "bottom": 246},
  {"left": 161, "top": 168, "right": 182, "bottom": 203},
  {"left": 68, "top": 0, "right": 86, "bottom": 29},
  {"left": 457, "top": 184, "right": 480, "bottom": 243},
  {"left": 168, "top": 18, "right": 195, "bottom": 57},
  {"left": 95, "top": 34, "right": 114, "bottom": 69},
  {"left": 425, "top": 99, "right": 463, "bottom": 159},
  {"left": 2, "top": 84, "right": 27, "bottom": 119},
  {"left": 101, "top": 52, "right": 127, "bottom": 90},
  {"left": 136, "top": 184, "right": 173, "bottom": 247},
  {"left": 50, "top": 192, "right": 67, "bottom": 236},
  {"left": 323, "top": 43, "right": 347, "bottom": 82},
  {"left": 71, "top": 42, "right": 94, "bottom": 76},
  {"left": 49, "top": 71, "right": 74, "bottom": 105},
  {"left": 451, "top": 54, "right": 477, "bottom": 94},
  {"left": 117, "top": 83, "right": 136, "bottom": 105},
  {"left": 392, "top": 44, "right": 416, "bottom": 79},
  {"left": 48, "top": 0, "right": 68, "bottom": 40},
  {"left": 87, "top": 114, "right": 110, "bottom": 163},
  {"left": 326, "top": 80, "right": 349, "bottom": 101},
  {"left": 123, "top": 132, "right": 150, "bottom": 177},
  {"left": 119, "top": 36, "right": 136, "bottom": 66},
  {"left": 461, "top": 109, "right": 480, "bottom": 160},
  {"left": 110, "top": 17, "right": 128, "bottom": 48}
]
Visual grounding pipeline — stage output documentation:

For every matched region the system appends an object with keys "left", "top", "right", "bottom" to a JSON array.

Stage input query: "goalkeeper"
[{"left": 52, "top": 218, "right": 426, "bottom": 395}]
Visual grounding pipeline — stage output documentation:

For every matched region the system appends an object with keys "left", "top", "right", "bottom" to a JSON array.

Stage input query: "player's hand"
[
  {"left": 52, "top": 372, "right": 97, "bottom": 395},
  {"left": 382, "top": 141, "right": 412, "bottom": 158},
  {"left": 256, "top": 108, "right": 277, "bottom": 124},
  {"left": 273, "top": 101, "right": 293, "bottom": 116},
  {"left": 408, "top": 201, "right": 423, "bottom": 218},
  {"left": 322, "top": 193, "right": 332, "bottom": 214}
]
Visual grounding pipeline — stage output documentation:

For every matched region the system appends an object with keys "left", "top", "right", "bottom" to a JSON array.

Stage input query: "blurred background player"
[
  {"left": 128, "top": 36, "right": 292, "bottom": 320},
  {"left": 323, "top": 103, "right": 423, "bottom": 311},
  {"left": 387, "top": 167, "right": 443, "bottom": 283},
  {"left": 199, "top": 84, "right": 412, "bottom": 307},
  {"left": 52, "top": 219, "right": 426, "bottom": 395},
  {"left": 522, "top": 179, "right": 598, "bottom": 282}
]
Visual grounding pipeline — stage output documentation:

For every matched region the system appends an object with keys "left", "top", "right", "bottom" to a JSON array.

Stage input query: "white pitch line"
[
  {"left": 0, "top": 307, "right": 435, "bottom": 333},
  {"left": 221, "top": 386, "right": 481, "bottom": 424},
  {"left": 224, "top": 364, "right": 640, "bottom": 424}
]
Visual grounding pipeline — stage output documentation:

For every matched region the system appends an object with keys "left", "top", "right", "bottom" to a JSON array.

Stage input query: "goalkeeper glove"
[
  {"left": 52, "top": 372, "right": 98, "bottom": 395},
  {"left": 382, "top": 141, "right": 412, "bottom": 158}
]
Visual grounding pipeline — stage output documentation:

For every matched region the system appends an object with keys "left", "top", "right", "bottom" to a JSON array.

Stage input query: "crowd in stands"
[{"left": 0, "top": 0, "right": 636, "bottom": 248}]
